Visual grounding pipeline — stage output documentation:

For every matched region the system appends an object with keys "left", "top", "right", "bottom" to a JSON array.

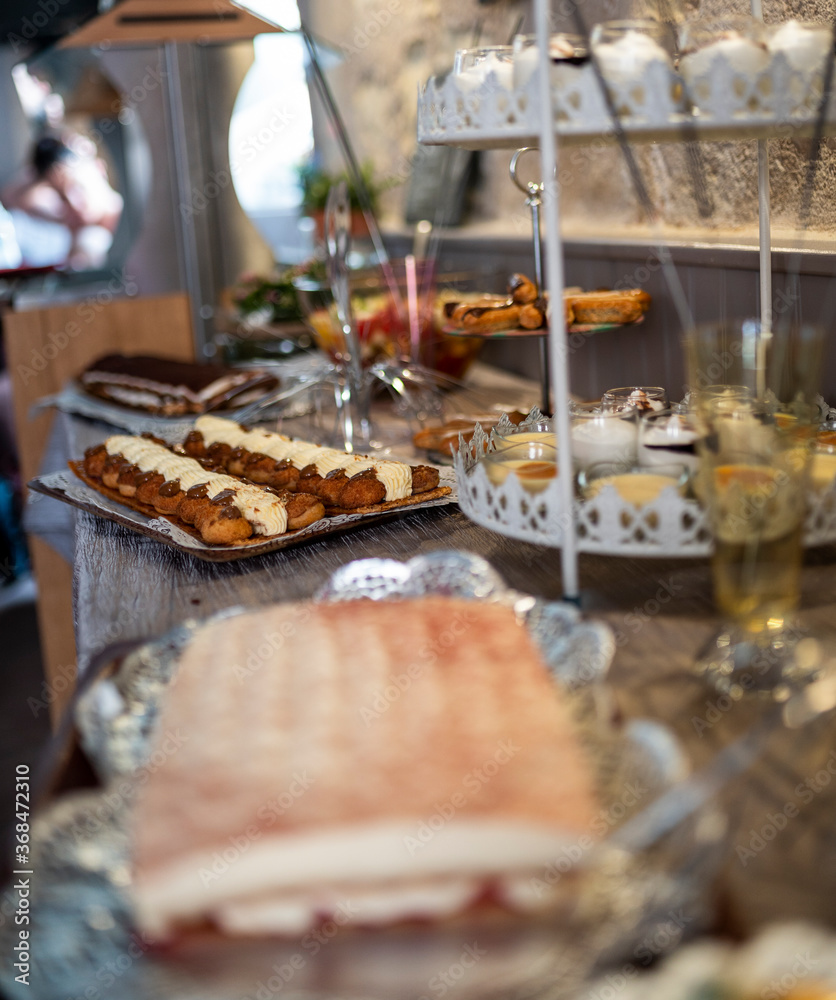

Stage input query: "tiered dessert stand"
[
  {"left": 451, "top": 411, "right": 836, "bottom": 557},
  {"left": 417, "top": 0, "right": 836, "bottom": 594}
]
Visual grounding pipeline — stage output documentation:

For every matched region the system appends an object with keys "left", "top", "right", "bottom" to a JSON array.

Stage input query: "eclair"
[
  {"left": 185, "top": 416, "right": 440, "bottom": 510},
  {"left": 519, "top": 299, "right": 547, "bottom": 330},
  {"left": 457, "top": 302, "right": 522, "bottom": 331},
  {"left": 508, "top": 273, "right": 538, "bottom": 304},
  {"left": 82, "top": 436, "right": 325, "bottom": 544}
]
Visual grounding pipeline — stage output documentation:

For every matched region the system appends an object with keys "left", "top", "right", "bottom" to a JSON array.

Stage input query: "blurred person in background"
[
  {"left": 0, "top": 203, "right": 22, "bottom": 271},
  {"left": 0, "top": 201, "right": 27, "bottom": 583},
  {"left": 2, "top": 134, "right": 123, "bottom": 270}
]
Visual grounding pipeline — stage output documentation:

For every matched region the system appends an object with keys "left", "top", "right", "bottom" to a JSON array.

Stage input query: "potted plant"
[
  {"left": 296, "top": 160, "right": 392, "bottom": 239},
  {"left": 217, "top": 260, "right": 330, "bottom": 362},
  {"left": 227, "top": 259, "right": 325, "bottom": 325}
]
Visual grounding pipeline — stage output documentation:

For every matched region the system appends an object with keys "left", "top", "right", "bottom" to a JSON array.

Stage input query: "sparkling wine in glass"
[{"left": 684, "top": 318, "right": 826, "bottom": 695}]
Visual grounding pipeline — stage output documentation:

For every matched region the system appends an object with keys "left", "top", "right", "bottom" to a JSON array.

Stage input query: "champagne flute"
[
  {"left": 325, "top": 182, "right": 372, "bottom": 453},
  {"left": 684, "top": 318, "right": 826, "bottom": 696}
]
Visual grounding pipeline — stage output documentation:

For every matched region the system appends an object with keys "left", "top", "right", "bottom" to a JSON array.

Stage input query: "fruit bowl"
[{"left": 293, "top": 261, "right": 484, "bottom": 380}]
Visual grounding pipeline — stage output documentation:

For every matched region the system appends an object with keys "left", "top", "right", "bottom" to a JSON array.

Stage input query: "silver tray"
[
  {"left": 0, "top": 553, "right": 726, "bottom": 1000},
  {"left": 26, "top": 467, "right": 457, "bottom": 562},
  {"left": 35, "top": 354, "right": 331, "bottom": 435},
  {"left": 582, "top": 922, "right": 836, "bottom": 1000}
]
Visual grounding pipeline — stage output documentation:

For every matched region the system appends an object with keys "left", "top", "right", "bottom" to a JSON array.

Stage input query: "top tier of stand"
[{"left": 417, "top": 51, "right": 836, "bottom": 149}]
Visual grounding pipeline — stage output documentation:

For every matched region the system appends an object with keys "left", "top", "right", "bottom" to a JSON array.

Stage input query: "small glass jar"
[
  {"left": 810, "top": 452, "right": 836, "bottom": 493},
  {"left": 602, "top": 386, "right": 668, "bottom": 412},
  {"left": 570, "top": 401, "right": 638, "bottom": 471},
  {"left": 592, "top": 19, "right": 676, "bottom": 74},
  {"left": 453, "top": 46, "right": 514, "bottom": 93},
  {"left": 493, "top": 418, "right": 555, "bottom": 447},
  {"left": 706, "top": 397, "right": 780, "bottom": 460},
  {"left": 816, "top": 418, "right": 836, "bottom": 454},
  {"left": 767, "top": 20, "right": 831, "bottom": 73},
  {"left": 767, "top": 20, "right": 832, "bottom": 111},
  {"left": 638, "top": 409, "right": 700, "bottom": 474},
  {"left": 694, "top": 384, "right": 752, "bottom": 401},
  {"left": 590, "top": 19, "right": 683, "bottom": 116},
  {"left": 578, "top": 461, "right": 690, "bottom": 505},
  {"left": 678, "top": 17, "right": 769, "bottom": 114},
  {"left": 688, "top": 385, "right": 753, "bottom": 424},
  {"left": 810, "top": 418, "right": 836, "bottom": 493},
  {"left": 480, "top": 440, "right": 558, "bottom": 493},
  {"left": 512, "top": 33, "right": 588, "bottom": 90}
]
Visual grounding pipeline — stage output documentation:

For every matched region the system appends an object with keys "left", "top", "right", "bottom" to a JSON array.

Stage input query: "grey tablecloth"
[{"left": 26, "top": 382, "right": 836, "bottom": 935}]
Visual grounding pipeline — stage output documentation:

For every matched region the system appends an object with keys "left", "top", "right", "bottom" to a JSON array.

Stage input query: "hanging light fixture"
[{"left": 58, "top": 0, "right": 282, "bottom": 48}]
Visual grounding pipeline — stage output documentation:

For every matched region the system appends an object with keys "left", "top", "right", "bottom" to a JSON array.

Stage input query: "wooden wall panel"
[
  {"left": 28, "top": 539, "right": 76, "bottom": 726},
  {"left": 5, "top": 292, "right": 194, "bottom": 487},
  {"left": 3, "top": 292, "right": 194, "bottom": 726}
]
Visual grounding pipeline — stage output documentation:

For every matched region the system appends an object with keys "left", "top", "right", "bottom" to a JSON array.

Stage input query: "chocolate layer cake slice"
[{"left": 79, "top": 354, "right": 278, "bottom": 416}]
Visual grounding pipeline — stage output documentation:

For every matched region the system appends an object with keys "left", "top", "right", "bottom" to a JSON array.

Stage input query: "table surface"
[{"left": 31, "top": 369, "right": 836, "bottom": 944}]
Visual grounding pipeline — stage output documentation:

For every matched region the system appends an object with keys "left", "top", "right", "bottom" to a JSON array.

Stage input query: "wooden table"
[{"left": 38, "top": 383, "right": 836, "bottom": 943}]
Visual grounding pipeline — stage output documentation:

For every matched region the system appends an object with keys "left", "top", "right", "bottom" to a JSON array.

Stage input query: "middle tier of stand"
[{"left": 452, "top": 415, "right": 836, "bottom": 558}]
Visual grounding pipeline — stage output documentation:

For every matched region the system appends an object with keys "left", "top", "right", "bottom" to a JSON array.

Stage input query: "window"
[{"left": 229, "top": 20, "right": 314, "bottom": 263}]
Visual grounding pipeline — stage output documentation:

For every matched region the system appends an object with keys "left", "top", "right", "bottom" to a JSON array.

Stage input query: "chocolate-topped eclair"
[
  {"left": 135, "top": 471, "right": 166, "bottom": 505},
  {"left": 519, "top": 299, "right": 546, "bottom": 330},
  {"left": 447, "top": 299, "right": 522, "bottom": 332},
  {"left": 186, "top": 416, "right": 439, "bottom": 509},
  {"left": 183, "top": 429, "right": 300, "bottom": 491},
  {"left": 509, "top": 273, "right": 538, "bottom": 304},
  {"left": 82, "top": 436, "right": 324, "bottom": 543}
]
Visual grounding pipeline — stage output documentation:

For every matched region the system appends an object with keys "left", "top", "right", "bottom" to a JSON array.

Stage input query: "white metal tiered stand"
[
  {"left": 535, "top": 0, "right": 577, "bottom": 599},
  {"left": 417, "top": 1, "right": 836, "bottom": 595}
]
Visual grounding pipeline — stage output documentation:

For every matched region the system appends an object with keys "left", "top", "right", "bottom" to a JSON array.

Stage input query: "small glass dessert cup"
[
  {"left": 578, "top": 461, "right": 689, "bottom": 500},
  {"left": 809, "top": 450, "right": 836, "bottom": 493},
  {"left": 810, "top": 421, "right": 836, "bottom": 493},
  {"left": 602, "top": 386, "right": 668, "bottom": 412},
  {"left": 678, "top": 17, "right": 769, "bottom": 117},
  {"left": 570, "top": 401, "right": 638, "bottom": 472},
  {"left": 693, "top": 384, "right": 752, "bottom": 406},
  {"left": 511, "top": 32, "right": 588, "bottom": 91},
  {"left": 767, "top": 20, "right": 832, "bottom": 113},
  {"left": 638, "top": 409, "right": 700, "bottom": 475},
  {"left": 480, "top": 440, "right": 558, "bottom": 495},
  {"left": 493, "top": 418, "right": 555, "bottom": 447},
  {"left": 685, "top": 318, "right": 828, "bottom": 698},
  {"left": 453, "top": 46, "right": 515, "bottom": 94},
  {"left": 590, "top": 19, "right": 683, "bottom": 117},
  {"left": 815, "top": 418, "right": 836, "bottom": 453}
]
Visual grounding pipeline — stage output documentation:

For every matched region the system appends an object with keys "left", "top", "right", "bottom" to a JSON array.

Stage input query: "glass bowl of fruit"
[{"left": 293, "top": 260, "right": 484, "bottom": 379}]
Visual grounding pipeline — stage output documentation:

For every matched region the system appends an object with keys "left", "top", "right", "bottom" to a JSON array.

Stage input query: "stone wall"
[{"left": 305, "top": 0, "right": 836, "bottom": 243}]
